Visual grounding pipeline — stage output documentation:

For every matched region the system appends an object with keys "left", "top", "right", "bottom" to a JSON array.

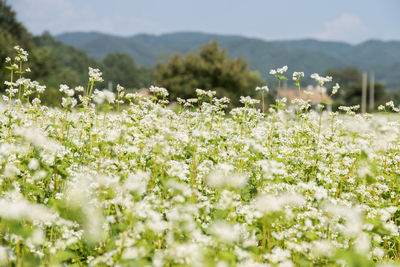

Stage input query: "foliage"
[
  {"left": 57, "top": 31, "right": 400, "bottom": 90},
  {"left": 1, "top": 46, "right": 400, "bottom": 266},
  {"left": 101, "top": 53, "right": 152, "bottom": 89},
  {"left": 154, "top": 40, "right": 263, "bottom": 106}
]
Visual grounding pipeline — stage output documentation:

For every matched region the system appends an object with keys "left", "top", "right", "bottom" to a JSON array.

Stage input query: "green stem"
[
  {"left": 262, "top": 91, "right": 265, "bottom": 113},
  {"left": 9, "top": 68, "right": 14, "bottom": 109},
  {"left": 276, "top": 79, "right": 281, "bottom": 104}
]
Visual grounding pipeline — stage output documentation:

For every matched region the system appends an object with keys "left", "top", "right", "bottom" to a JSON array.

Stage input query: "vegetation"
[
  {"left": 57, "top": 32, "right": 400, "bottom": 90},
  {"left": 153, "top": 41, "right": 263, "bottom": 106},
  {"left": 1, "top": 46, "right": 400, "bottom": 266}
]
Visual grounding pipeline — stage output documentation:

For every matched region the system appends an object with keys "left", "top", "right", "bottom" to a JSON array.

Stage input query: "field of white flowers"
[{"left": 0, "top": 46, "right": 399, "bottom": 266}]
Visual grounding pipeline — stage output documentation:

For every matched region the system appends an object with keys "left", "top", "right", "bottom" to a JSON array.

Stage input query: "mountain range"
[{"left": 55, "top": 32, "right": 400, "bottom": 90}]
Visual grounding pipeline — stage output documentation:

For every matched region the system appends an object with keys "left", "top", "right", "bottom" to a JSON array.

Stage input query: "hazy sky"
[{"left": 9, "top": 0, "right": 400, "bottom": 44}]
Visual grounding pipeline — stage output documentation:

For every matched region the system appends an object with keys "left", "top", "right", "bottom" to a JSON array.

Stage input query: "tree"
[
  {"left": 101, "top": 53, "right": 151, "bottom": 89},
  {"left": 153, "top": 40, "right": 263, "bottom": 105}
]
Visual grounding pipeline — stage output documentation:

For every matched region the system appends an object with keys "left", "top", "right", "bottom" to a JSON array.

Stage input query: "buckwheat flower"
[
  {"left": 206, "top": 90, "right": 217, "bottom": 98},
  {"left": 265, "top": 247, "right": 291, "bottom": 264},
  {"left": 28, "top": 158, "right": 39, "bottom": 170},
  {"left": 209, "top": 221, "right": 240, "bottom": 243},
  {"left": 30, "top": 228, "right": 45, "bottom": 245},
  {"left": 292, "top": 71, "right": 304, "bottom": 80},
  {"left": 207, "top": 163, "right": 248, "bottom": 189},
  {"left": 36, "top": 85, "right": 46, "bottom": 93},
  {"left": 116, "top": 84, "right": 124, "bottom": 92},
  {"left": 125, "top": 93, "right": 137, "bottom": 99},
  {"left": 385, "top": 101, "right": 395, "bottom": 109},
  {"left": 269, "top": 69, "right": 277, "bottom": 75},
  {"left": 124, "top": 170, "right": 149, "bottom": 195},
  {"left": 372, "top": 247, "right": 385, "bottom": 258},
  {"left": 254, "top": 193, "right": 305, "bottom": 215},
  {"left": 311, "top": 240, "right": 334, "bottom": 257},
  {"left": 4, "top": 164, "right": 20, "bottom": 178},
  {"left": 354, "top": 232, "right": 370, "bottom": 254},
  {"left": 255, "top": 86, "right": 269, "bottom": 92},
  {"left": 196, "top": 88, "right": 206, "bottom": 96},
  {"left": 75, "top": 86, "right": 84, "bottom": 92},
  {"left": 378, "top": 105, "right": 385, "bottom": 111},
  {"left": 0, "top": 197, "right": 56, "bottom": 222},
  {"left": 59, "top": 84, "right": 69, "bottom": 93},
  {"left": 311, "top": 73, "right": 332, "bottom": 86},
  {"left": 103, "top": 90, "right": 115, "bottom": 104},
  {"left": 93, "top": 89, "right": 115, "bottom": 104},
  {"left": 149, "top": 85, "right": 169, "bottom": 98},
  {"left": 195, "top": 89, "right": 216, "bottom": 98},
  {"left": 88, "top": 67, "right": 103, "bottom": 82},
  {"left": 240, "top": 96, "right": 260, "bottom": 106},
  {"left": 331, "top": 83, "right": 340, "bottom": 95},
  {"left": 122, "top": 247, "right": 147, "bottom": 260},
  {"left": 32, "top": 98, "right": 41, "bottom": 106},
  {"left": 5, "top": 57, "right": 10, "bottom": 63},
  {"left": 25, "top": 67, "right": 31, "bottom": 72},
  {"left": 277, "top": 65, "right": 288, "bottom": 74},
  {"left": 0, "top": 246, "right": 7, "bottom": 265},
  {"left": 66, "top": 88, "right": 75, "bottom": 97}
]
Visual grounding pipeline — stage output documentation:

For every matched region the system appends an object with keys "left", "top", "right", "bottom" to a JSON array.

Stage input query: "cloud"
[
  {"left": 313, "top": 13, "right": 367, "bottom": 43},
  {"left": 10, "top": 0, "right": 165, "bottom": 36}
]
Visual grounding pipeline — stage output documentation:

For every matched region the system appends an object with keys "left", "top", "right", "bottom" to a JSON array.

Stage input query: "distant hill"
[{"left": 56, "top": 31, "right": 400, "bottom": 89}]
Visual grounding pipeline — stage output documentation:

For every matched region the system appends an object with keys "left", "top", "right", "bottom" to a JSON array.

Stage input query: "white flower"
[
  {"left": 372, "top": 247, "right": 385, "bottom": 258},
  {"left": 149, "top": 85, "right": 169, "bottom": 97},
  {"left": 59, "top": 84, "right": 69, "bottom": 93},
  {"left": 277, "top": 65, "right": 288, "bottom": 74},
  {"left": 207, "top": 163, "right": 248, "bottom": 189},
  {"left": 75, "top": 86, "right": 85, "bottom": 92},
  {"left": 28, "top": 158, "right": 39, "bottom": 170},
  {"left": 311, "top": 73, "right": 332, "bottom": 86},
  {"left": 88, "top": 67, "right": 103, "bottom": 82},
  {"left": 4, "top": 164, "right": 20, "bottom": 178},
  {"left": 255, "top": 86, "right": 269, "bottom": 92},
  {"left": 332, "top": 83, "right": 340, "bottom": 95},
  {"left": 209, "top": 221, "right": 240, "bottom": 243},
  {"left": 117, "top": 84, "right": 124, "bottom": 92},
  {"left": 93, "top": 89, "right": 115, "bottom": 104},
  {"left": 124, "top": 171, "right": 149, "bottom": 195},
  {"left": 292, "top": 72, "right": 304, "bottom": 80},
  {"left": 240, "top": 96, "right": 260, "bottom": 106}
]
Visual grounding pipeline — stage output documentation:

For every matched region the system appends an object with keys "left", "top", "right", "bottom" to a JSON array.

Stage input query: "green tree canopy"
[
  {"left": 153, "top": 40, "right": 263, "bottom": 105},
  {"left": 101, "top": 53, "right": 152, "bottom": 90}
]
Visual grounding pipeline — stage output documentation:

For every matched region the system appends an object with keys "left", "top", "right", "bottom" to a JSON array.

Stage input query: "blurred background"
[{"left": 1, "top": 0, "right": 400, "bottom": 109}]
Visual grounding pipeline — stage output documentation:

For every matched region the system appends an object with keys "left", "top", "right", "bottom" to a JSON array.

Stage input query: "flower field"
[{"left": 0, "top": 47, "right": 400, "bottom": 266}]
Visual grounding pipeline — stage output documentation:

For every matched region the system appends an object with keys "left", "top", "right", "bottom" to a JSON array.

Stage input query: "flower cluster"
[
  {"left": 310, "top": 73, "right": 333, "bottom": 86},
  {"left": 269, "top": 65, "right": 288, "bottom": 75}
]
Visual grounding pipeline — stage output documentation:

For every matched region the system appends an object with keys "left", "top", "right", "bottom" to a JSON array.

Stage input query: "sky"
[{"left": 9, "top": 0, "right": 400, "bottom": 44}]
